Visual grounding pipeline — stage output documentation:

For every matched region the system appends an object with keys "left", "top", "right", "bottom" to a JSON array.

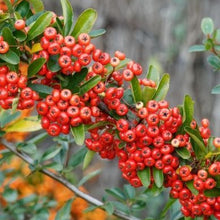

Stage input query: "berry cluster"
[{"left": 0, "top": 66, "right": 39, "bottom": 110}]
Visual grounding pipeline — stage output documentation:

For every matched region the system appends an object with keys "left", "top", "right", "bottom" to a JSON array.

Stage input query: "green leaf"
[
  {"left": 186, "top": 181, "right": 199, "bottom": 195},
  {"left": 78, "top": 169, "right": 101, "bottom": 187},
  {"left": 0, "top": 50, "right": 20, "bottom": 65},
  {"left": 212, "top": 84, "right": 220, "bottom": 94},
  {"left": 201, "top": 17, "right": 214, "bottom": 35},
  {"left": 204, "top": 188, "right": 220, "bottom": 197},
  {"left": 69, "top": 147, "right": 87, "bottom": 168},
  {"left": 79, "top": 75, "right": 101, "bottom": 96},
  {"left": 182, "top": 95, "right": 194, "bottom": 126},
  {"left": 152, "top": 73, "right": 170, "bottom": 101},
  {"left": 27, "top": 132, "right": 48, "bottom": 145},
  {"left": 86, "top": 121, "right": 112, "bottom": 131},
  {"left": 71, "top": 124, "right": 85, "bottom": 146},
  {"left": 15, "top": 0, "right": 30, "bottom": 18},
  {"left": 111, "top": 201, "right": 129, "bottom": 214},
  {"left": 2, "top": 188, "right": 18, "bottom": 203},
  {"left": 189, "top": 44, "right": 206, "bottom": 52},
  {"left": 47, "top": 55, "right": 61, "bottom": 72},
  {"left": 115, "top": 58, "right": 131, "bottom": 71},
  {"left": 28, "top": 83, "right": 53, "bottom": 95},
  {"left": 83, "top": 149, "right": 95, "bottom": 170},
  {"left": 0, "top": 110, "right": 21, "bottom": 128},
  {"left": 153, "top": 168, "right": 164, "bottom": 188},
  {"left": 55, "top": 199, "right": 73, "bottom": 220},
  {"left": 105, "top": 188, "right": 127, "bottom": 201},
  {"left": 44, "top": 162, "right": 63, "bottom": 171},
  {"left": 2, "top": 27, "right": 17, "bottom": 48},
  {"left": 137, "top": 167, "right": 151, "bottom": 188},
  {"left": 160, "top": 198, "right": 177, "bottom": 219},
  {"left": 41, "top": 147, "right": 62, "bottom": 161},
  {"left": 102, "top": 201, "right": 114, "bottom": 215},
  {"left": 61, "top": 68, "right": 88, "bottom": 93},
  {"left": 184, "top": 126, "right": 208, "bottom": 158},
  {"left": 207, "top": 55, "right": 220, "bottom": 69},
  {"left": 175, "top": 147, "right": 191, "bottom": 159},
  {"left": 27, "top": 11, "right": 53, "bottom": 41},
  {"left": 5, "top": 116, "right": 42, "bottom": 132},
  {"left": 207, "top": 136, "right": 216, "bottom": 152},
  {"left": 29, "top": 0, "right": 44, "bottom": 13},
  {"left": 72, "top": 8, "right": 97, "bottom": 38},
  {"left": 26, "top": 11, "right": 44, "bottom": 26},
  {"left": 130, "top": 75, "right": 142, "bottom": 102},
  {"left": 123, "top": 184, "right": 135, "bottom": 199},
  {"left": 17, "top": 143, "right": 37, "bottom": 155},
  {"left": 142, "top": 86, "right": 156, "bottom": 105},
  {"left": 55, "top": 17, "right": 64, "bottom": 36},
  {"left": 146, "top": 65, "right": 160, "bottom": 85},
  {"left": 13, "top": 30, "right": 27, "bottom": 42},
  {"left": 61, "top": 0, "right": 74, "bottom": 36},
  {"left": 28, "top": 58, "right": 46, "bottom": 77},
  {"left": 3, "top": 0, "right": 13, "bottom": 13},
  {"left": 89, "top": 29, "right": 106, "bottom": 38}
]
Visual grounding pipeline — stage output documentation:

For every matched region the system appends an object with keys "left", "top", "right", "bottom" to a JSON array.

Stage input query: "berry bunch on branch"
[{"left": 0, "top": 0, "right": 219, "bottom": 219}]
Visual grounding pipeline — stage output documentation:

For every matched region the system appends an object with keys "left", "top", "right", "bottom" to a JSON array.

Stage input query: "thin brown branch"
[{"left": 1, "top": 139, "right": 141, "bottom": 220}]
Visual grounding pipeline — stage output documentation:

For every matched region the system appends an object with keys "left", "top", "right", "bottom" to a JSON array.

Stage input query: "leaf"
[
  {"left": 79, "top": 75, "right": 101, "bottom": 96},
  {"left": 188, "top": 45, "right": 206, "bottom": 52},
  {"left": 160, "top": 198, "right": 177, "bottom": 219},
  {"left": 44, "top": 162, "right": 63, "bottom": 171},
  {"left": 86, "top": 121, "right": 112, "bottom": 131},
  {"left": 204, "top": 188, "right": 220, "bottom": 197},
  {"left": 27, "top": 132, "right": 48, "bottom": 145},
  {"left": 13, "top": 30, "right": 27, "bottom": 42},
  {"left": 29, "top": 0, "right": 44, "bottom": 13},
  {"left": 17, "top": 143, "right": 37, "bottom": 155},
  {"left": 175, "top": 147, "right": 191, "bottom": 159},
  {"left": 83, "top": 149, "right": 95, "bottom": 170},
  {"left": 153, "top": 168, "right": 164, "bottom": 188},
  {"left": 152, "top": 73, "right": 170, "bottom": 101},
  {"left": 0, "top": 50, "right": 20, "bottom": 65},
  {"left": 61, "top": 68, "right": 88, "bottom": 93},
  {"left": 69, "top": 147, "right": 87, "bottom": 168},
  {"left": 207, "top": 55, "right": 220, "bottom": 69},
  {"left": 186, "top": 181, "right": 199, "bottom": 195},
  {"left": 61, "top": 0, "right": 74, "bottom": 36},
  {"left": 212, "top": 84, "right": 220, "bottom": 94},
  {"left": 146, "top": 65, "right": 160, "bottom": 85},
  {"left": 55, "top": 17, "right": 64, "bottom": 36},
  {"left": 184, "top": 126, "right": 208, "bottom": 158},
  {"left": 111, "top": 201, "right": 129, "bottom": 214},
  {"left": 142, "top": 86, "right": 156, "bottom": 105},
  {"left": 0, "top": 110, "right": 21, "bottom": 128},
  {"left": 15, "top": 0, "right": 30, "bottom": 18},
  {"left": 55, "top": 199, "right": 73, "bottom": 220},
  {"left": 26, "top": 11, "right": 44, "bottom": 26},
  {"left": 3, "top": 0, "right": 13, "bottom": 13},
  {"left": 130, "top": 75, "right": 142, "bottom": 102},
  {"left": 71, "top": 8, "right": 97, "bottom": 38},
  {"left": 137, "top": 167, "right": 151, "bottom": 188},
  {"left": 71, "top": 124, "right": 85, "bottom": 146},
  {"left": 123, "top": 184, "right": 135, "bottom": 199},
  {"left": 47, "top": 55, "right": 61, "bottom": 72},
  {"left": 28, "top": 83, "right": 53, "bottom": 95},
  {"left": 105, "top": 188, "right": 127, "bottom": 201},
  {"left": 30, "top": 43, "right": 43, "bottom": 54},
  {"left": 78, "top": 169, "right": 101, "bottom": 187},
  {"left": 2, "top": 27, "right": 17, "bottom": 47},
  {"left": 115, "top": 58, "right": 131, "bottom": 71},
  {"left": 28, "top": 58, "right": 46, "bottom": 77},
  {"left": 27, "top": 11, "right": 53, "bottom": 41},
  {"left": 2, "top": 188, "right": 18, "bottom": 203},
  {"left": 5, "top": 116, "right": 42, "bottom": 132},
  {"left": 182, "top": 95, "right": 194, "bottom": 126},
  {"left": 201, "top": 17, "right": 214, "bottom": 35},
  {"left": 89, "top": 29, "right": 106, "bottom": 38},
  {"left": 41, "top": 147, "right": 62, "bottom": 161},
  {"left": 102, "top": 201, "right": 114, "bottom": 215}
]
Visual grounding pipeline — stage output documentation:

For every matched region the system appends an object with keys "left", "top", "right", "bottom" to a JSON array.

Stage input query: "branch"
[{"left": 1, "top": 139, "right": 141, "bottom": 220}]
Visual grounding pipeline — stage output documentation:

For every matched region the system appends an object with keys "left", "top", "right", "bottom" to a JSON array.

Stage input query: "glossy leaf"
[
  {"left": 27, "top": 132, "right": 48, "bottom": 145},
  {"left": 188, "top": 45, "right": 206, "bottom": 52},
  {"left": 15, "top": 0, "right": 30, "bottom": 18},
  {"left": 72, "top": 8, "right": 97, "bottom": 38},
  {"left": 152, "top": 73, "right": 170, "bottom": 101},
  {"left": 30, "top": 43, "right": 43, "bottom": 54},
  {"left": 5, "top": 116, "right": 42, "bottom": 132},
  {"left": 55, "top": 199, "right": 73, "bottom": 220},
  {"left": 186, "top": 181, "right": 199, "bottom": 195},
  {"left": 211, "top": 84, "right": 220, "bottom": 94},
  {"left": 47, "top": 55, "right": 61, "bottom": 72},
  {"left": 17, "top": 143, "right": 37, "bottom": 155},
  {"left": 79, "top": 75, "right": 101, "bottom": 96},
  {"left": 83, "top": 149, "right": 95, "bottom": 170},
  {"left": 146, "top": 65, "right": 160, "bottom": 85},
  {"left": 2, "top": 27, "right": 17, "bottom": 48},
  {"left": 0, "top": 110, "right": 21, "bottom": 128},
  {"left": 184, "top": 126, "right": 208, "bottom": 158},
  {"left": 102, "top": 202, "right": 114, "bottom": 215},
  {"left": 69, "top": 148, "right": 87, "bottom": 168},
  {"left": 137, "top": 167, "right": 151, "bottom": 188},
  {"left": 123, "top": 184, "right": 135, "bottom": 199},
  {"left": 71, "top": 124, "right": 85, "bottom": 146},
  {"left": 130, "top": 75, "right": 142, "bottom": 102},
  {"left": 204, "top": 188, "right": 220, "bottom": 197},
  {"left": 3, "top": 0, "right": 13, "bottom": 13},
  {"left": 78, "top": 169, "right": 101, "bottom": 187},
  {"left": 207, "top": 55, "right": 220, "bottom": 69},
  {"left": 0, "top": 50, "right": 20, "bottom": 65},
  {"left": 55, "top": 17, "right": 64, "bottom": 36},
  {"left": 153, "top": 168, "right": 164, "bottom": 188},
  {"left": 201, "top": 17, "right": 214, "bottom": 35},
  {"left": 27, "top": 11, "right": 53, "bottom": 41},
  {"left": 28, "top": 58, "right": 46, "bottom": 77},
  {"left": 142, "top": 86, "right": 156, "bottom": 105},
  {"left": 175, "top": 147, "right": 191, "bottom": 159},
  {"left": 89, "top": 29, "right": 106, "bottom": 38},
  {"left": 28, "top": 83, "right": 53, "bottom": 95},
  {"left": 29, "top": 0, "right": 44, "bottom": 13},
  {"left": 41, "top": 147, "right": 62, "bottom": 161},
  {"left": 160, "top": 198, "right": 177, "bottom": 219},
  {"left": 86, "top": 121, "right": 112, "bottom": 131},
  {"left": 61, "top": 0, "right": 74, "bottom": 36},
  {"left": 105, "top": 188, "right": 127, "bottom": 201},
  {"left": 13, "top": 30, "right": 27, "bottom": 42},
  {"left": 26, "top": 11, "right": 44, "bottom": 26}
]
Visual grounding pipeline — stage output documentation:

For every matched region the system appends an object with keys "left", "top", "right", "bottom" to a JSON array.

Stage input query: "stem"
[{"left": 1, "top": 139, "right": 141, "bottom": 220}]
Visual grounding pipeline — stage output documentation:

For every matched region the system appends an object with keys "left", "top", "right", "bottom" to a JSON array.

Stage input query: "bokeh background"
[{"left": 42, "top": 0, "right": 220, "bottom": 218}]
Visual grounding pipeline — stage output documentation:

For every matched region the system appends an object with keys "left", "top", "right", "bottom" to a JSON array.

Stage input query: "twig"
[{"left": 1, "top": 139, "right": 141, "bottom": 220}]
